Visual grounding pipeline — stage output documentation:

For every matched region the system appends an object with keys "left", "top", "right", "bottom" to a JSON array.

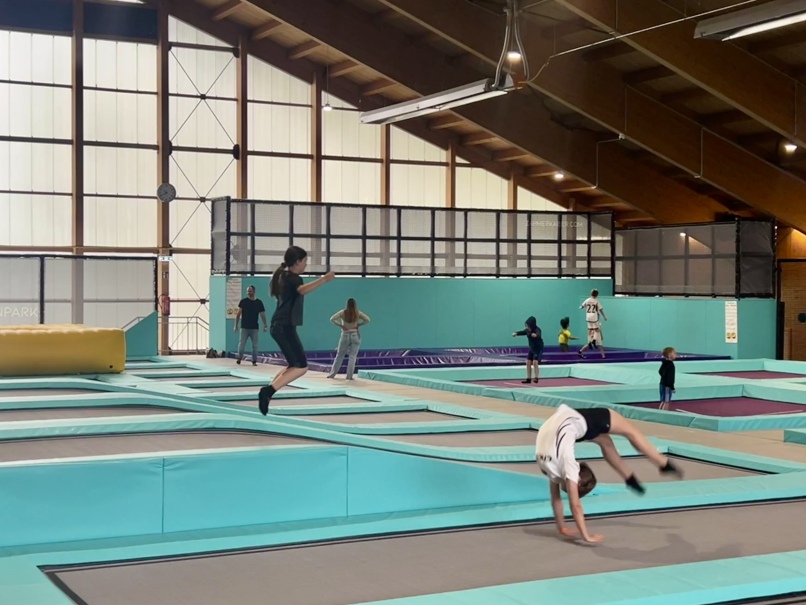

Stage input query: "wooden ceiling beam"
[
  {"left": 375, "top": 0, "right": 728, "bottom": 225},
  {"left": 427, "top": 114, "right": 464, "bottom": 130},
  {"left": 622, "top": 65, "right": 675, "bottom": 85},
  {"left": 492, "top": 148, "right": 531, "bottom": 162},
  {"left": 287, "top": 39, "right": 322, "bottom": 60},
  {"left": 211, "top": 0, "right": 242, "bottom": 21},
  {"left": 375, "top": 0, "right": 806, "bottom": 228},
  {"left": 361, "top": 79, "right": 397, "bottom": 96},
  {"left": 557, "top": 0, "right": 806, "bottom": 149},
  {"left": 152, "top": 0, "right": 579, "bottom": 212},
  {"left": 329, "top": 60, "right": 360, "bottom": 77},
  {"left": 250, "top": 19, "right": 282, "bottom": 40}
]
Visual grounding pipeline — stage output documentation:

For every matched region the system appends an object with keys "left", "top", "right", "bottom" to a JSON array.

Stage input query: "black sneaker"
[
  {"left": 533, "top": 378, "right": 539, "bottom": 384},
  {"left": 521, "top": 379, "right": 531, "bottom": 384},
  {"left": 258, "top": 387, "right": 271, "bottom": 415},
  {"left": 236, "top": 358, "right": 241, "bottom": 365},
  {"left": 252, "top": 361, "right": 257, "bottom": 366},
  {"left": 660, "top": 460, "right": 684, "bottom": 479},
  {"left": 625, "top": 475, "right": 646, "bottom": 495}
]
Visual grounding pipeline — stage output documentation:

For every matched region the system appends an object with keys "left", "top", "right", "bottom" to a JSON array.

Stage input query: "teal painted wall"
[
  {"left": 123, "top": 312, "right": 157, "bottom": 359},
  {"left": 209, "top": 276, "right": 613, "bottom": 353},
  {"left": 737, "top": 299, "right": 777, "bottom": 359},
  {"left": 594, "top": 296, "right": 776, "bottom": 359}
]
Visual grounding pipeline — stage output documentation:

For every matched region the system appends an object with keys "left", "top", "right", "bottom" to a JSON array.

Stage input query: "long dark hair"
[
  {"left": 270, "top": 246, "right": 307, "bottom": 299},
  {"left": 343, "top": 298, "right": 358, "bottom": 324}
]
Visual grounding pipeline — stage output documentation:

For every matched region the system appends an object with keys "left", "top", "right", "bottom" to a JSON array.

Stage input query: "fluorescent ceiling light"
[
  {"left": 694, "top": 0, "right": 806, "bottom": 41},
  {"left": 507, "top": 50, "right": 522, "bottom": 60},
  {"left": 785, "top": 142, "right": 798, "bottom": 152},
  {"left": 359, "top": 75, "right": 515, "bottom": 125},
  {"left": 553, "top": 171, "right": 565, "bottom": 181}
]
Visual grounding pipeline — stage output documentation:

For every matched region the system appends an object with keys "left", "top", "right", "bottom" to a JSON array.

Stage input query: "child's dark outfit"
[
  {"left": 659, "top": 358, "right": 675, "bottom": 405},
  {"left": 515, "top": 316, "right": 544, "bottom": 383}
]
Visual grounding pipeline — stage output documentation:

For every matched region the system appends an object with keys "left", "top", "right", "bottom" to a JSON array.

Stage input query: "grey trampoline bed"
[
  {"left": 288, "top": 411, "right": 475, "bottom": 423},
  {"left": 0, "top": 431, "right": 323, "bottom": 462},
  {"left": 44, "top": 499, "right": 806, "bottom": 605},
  {"left": 223, "top": 396, "right": 372, "bottom": 407},
  {"left": 468, "top": 454, "right": 763, "bottom": 483},
  {"left": 0, "top": 389, "right": 101, "bottom": 398},
  {"left": 0, "top": 406, "right": 186, "bottom": 422},
  {"left": 376, "top": 429, "right": 539, "bottom": 447}
]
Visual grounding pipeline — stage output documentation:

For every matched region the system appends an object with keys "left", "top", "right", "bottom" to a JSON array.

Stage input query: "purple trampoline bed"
[
  {"left": 236, "top": 346, "right": 729, "bottom": 373},
  {"left": 631, "top": 397, "right": 806, "bottom": 417}
]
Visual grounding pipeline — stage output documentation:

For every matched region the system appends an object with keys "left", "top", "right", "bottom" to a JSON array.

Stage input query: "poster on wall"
[
  {"left": 725, "top": 300, "right": 738, "bottom": 343},
  {"left": 226, "top": 277, "right": 242, "bottom": 318}
]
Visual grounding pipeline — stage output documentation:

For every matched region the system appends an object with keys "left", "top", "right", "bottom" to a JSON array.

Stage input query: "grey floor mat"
[
  {"left": 0, "top": 431, "right": 322, "bottom": 462},
  {"left": 0, "top": 389, "right": 98, "bottom": 398},
  {"left": 376, "top": 429, "right": 538, "bottom": 447},
  {"left": 468, "top": 455, "right": 759, "bottom": 482},
  {"left": 194, "top": 385, "right": 302, "bottom": 393},
  {"left": 0, "top": 406, "right": 184, "bottom": 422},
  {"left": 51, "top": 500, "right": 805, "bottom": 605},
  {"left": 223, "top": 396, "right": 365, "bottom": 407},
  {"left": 288, "top": 411, "right": 470, "bottom": 424}
]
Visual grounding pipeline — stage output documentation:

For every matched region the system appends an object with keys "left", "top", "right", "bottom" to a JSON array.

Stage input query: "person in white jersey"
[
  {"left": 535, "top": 404, "right": 684, "bottom": 544},
  {"left": 579, "top": 289, "right": 607, "bottom": 359}
]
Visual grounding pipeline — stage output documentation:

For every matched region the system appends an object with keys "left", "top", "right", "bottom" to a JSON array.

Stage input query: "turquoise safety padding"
[
  {"left": 0, "top": 557, "right": 76, "bottom": 605},
  {"left": 6, "top": 470, "right": 806, "bottom": 605},
  {"left": 350, "top": 551, "right": 806, "bottom": 605},
  {"left": 762, "top": 359, "right": 806, "bottom": 374},
  {"left": 0, "top": 377, "right": 142, "bottom": 394},
  {"left": 742, "top": 381, "right": 806, "bottom": 403},
  {"left": 663, "top": 442, "right": 806, "bottom": 473},
  {"left": 784, "top": 428, "right": 806, "bottom": 445},
  {"left": 124, "top": 311, "right": 158, "bottom": 359},
  {"left": 0, "top": 458, "right": 164, "bottom": 548},
  {"left": 127, "top": 369, "right": 234, "bottom": 379},
  {"left": 346, "top": 447, "right": 551, "bottom": 516},
  {"left": 162, "top": 446, "right": 349, "bottom": 533},
  {"left": 273, "top": 416, "right": 535, "bottom": 436}
]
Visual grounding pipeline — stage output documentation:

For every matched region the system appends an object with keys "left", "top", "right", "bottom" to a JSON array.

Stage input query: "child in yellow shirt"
[{"left": 558, "top": 317, "right": 578, "bottom": 353}]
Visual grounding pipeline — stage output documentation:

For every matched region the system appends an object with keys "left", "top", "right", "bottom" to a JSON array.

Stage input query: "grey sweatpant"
[{"left": 238, "top": 328, "right": 259, "bottom": 360}]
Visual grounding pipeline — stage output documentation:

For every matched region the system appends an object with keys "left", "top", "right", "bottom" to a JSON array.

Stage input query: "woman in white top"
[{"left": 326, "top": 298, "right": 370, "bottom": 380}]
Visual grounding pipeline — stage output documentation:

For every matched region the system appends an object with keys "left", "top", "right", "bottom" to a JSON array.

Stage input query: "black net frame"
[
  {"left": 210, "top": 197, "right": 616, "bottom": 278},
  {"left": 615, "top": 219, "right": 775, "bottom": 298}
]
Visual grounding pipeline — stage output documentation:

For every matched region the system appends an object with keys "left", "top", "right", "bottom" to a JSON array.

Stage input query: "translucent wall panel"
[
  {"left": 455, "top": 166, "right": 507, "bottom": 210},
  {"left": 390, "top": 164, "right": 446, "bottom": 207},
  {"left": 248, "top": 103, "right": 310, "bottom": 154},
  {"left": 170, "top": 151, "right": 236, "bottom": 200},
  {"left": 170, "top": 98, "right": 236, "bottom": 149},
  {"left": 84, "top": 146, "right": 156, "bottom": 196},
  {"left": 169, "top": 48, "right": 236, "bottom": 97},
  {"left": 170, "top": 200, "right": 213, "bottom": 248},
  {"left": 248, "top": 156, "right": 311, "bottom": 201},
  {"left": 323, "top": 160, "right": 380, "bottom": 205},
  {"left": 322, "top": 107, "right": 381, "bottom": 159},
  {"left": 169, "top": 17, "right": 228, "bottom": 48},
  {"left": 84, "top": 198, "right": 157, "bottom": 247},
  {"left": 83, "top": 40, "right": 156, "bottom": 92},
  {"left": 170, "top": 253, "right": 210, "bottom": 300},
  {"left": 248, "top": 56, "right": 310, "bottom": 105},
  {"left": 84, "top": 91, "right": 156, "bottom": 144},
  {"left": 0, "top": 84, "right": 72, "bottom": 139},
  {"left": 0, "top": 194, "right": 71, "bottom": 246},
  {"left": 0, "top": 32, "right": 71, "bottom": 85},
  {"left": 518, "top": 187, "right": 565, "bottom": 212},
  {"left": 390, "top": 127, "right": 445, "bottom": 162},
  {"left": 0, "top": 142, "right": 72, "bottom": 192}
]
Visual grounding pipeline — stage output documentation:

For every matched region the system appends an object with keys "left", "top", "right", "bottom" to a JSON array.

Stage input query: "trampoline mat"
[
  {"left": 0, "top": 406, "right": 185, "bottom": 422},
  {"left": 49, "top": 500, "right": 805, "bottom": 605},
  {"left": 223, "top": 396, "right": 368, "bottom": 408},
  {"left": 468, "top": 378, "right": 613, "bottom": 388},
  {"left": 286, "top": 411, "right": 471, "bottom": 424},
  {"left": 468, "top": 455, "right": 760, "bottom": 482},
  {"left": 376, "top": 429, "right": 538, "bottom": 447},
  {"left": 194, "top": 385, "right": 302, "bottom": 393},
  {"left": 0, "top": 389, "right": 99, "bottom": 398},
  {"left": 129, "top": 368, "right": 193, "bottom": 376},
  {"left": 147, "top": 375, "right": 237, "bottom": 383},
  {"left": 706, "top": 371, "right": 806, "bottom": 380},
  {"left": 0, "top": 431, "right": 321, "bottom": 462},
  {"left": 631, "top": 397, "right": 806, "bottom": 417}
]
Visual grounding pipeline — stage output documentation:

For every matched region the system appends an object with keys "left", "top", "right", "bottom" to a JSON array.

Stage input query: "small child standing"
[
  {"left": 659, "top": 347, "right": 677, "bottom": 411},
  {"left": 558, "top": 317, "right": 578, "bottom": 353},
  {"left": 513, "top": 316, "right": 544, "bottom": 384}
]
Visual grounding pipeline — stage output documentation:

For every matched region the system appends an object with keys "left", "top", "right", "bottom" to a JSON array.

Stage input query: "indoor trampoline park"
[{"left": 6, "top": 1, "right": 806, "bottom": 604}]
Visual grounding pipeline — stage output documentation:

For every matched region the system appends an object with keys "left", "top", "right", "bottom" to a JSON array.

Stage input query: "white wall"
[{"left": 455, "top": 166, "right": 507, "bottom": 210}]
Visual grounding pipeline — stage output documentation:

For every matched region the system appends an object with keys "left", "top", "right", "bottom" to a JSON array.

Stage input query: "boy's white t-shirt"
[
  {"left": 581, "top": 297, "right": 603, "bottom": 323},
  {"left": 535, "top": 404, "right": 588, "bottom": 484}
]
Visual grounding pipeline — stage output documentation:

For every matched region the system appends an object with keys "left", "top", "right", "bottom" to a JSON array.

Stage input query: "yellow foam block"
[{"left": 0, "top": 325, "right": 126, "bottom": 376}]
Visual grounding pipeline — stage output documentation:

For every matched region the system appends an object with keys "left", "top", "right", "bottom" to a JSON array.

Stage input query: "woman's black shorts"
[
  {"left": 270, "top": 323, "right": 308, "bottom": 369},
  {"left": 576, "top": 407, "right": 612, "bottom": 442}
]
